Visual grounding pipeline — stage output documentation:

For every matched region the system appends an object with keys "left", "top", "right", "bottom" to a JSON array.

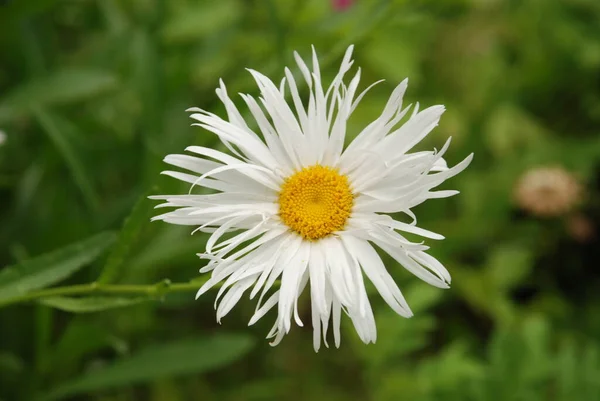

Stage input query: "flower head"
[
  {"left": 514, "top": 166, "right": 582, "bottom": 217},
  {"left": 152, "top": 46, "right": 472, "bottom": 351}
]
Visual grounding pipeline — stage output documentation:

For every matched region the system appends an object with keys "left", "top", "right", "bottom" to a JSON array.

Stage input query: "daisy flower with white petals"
[{"left": 151, "top": 45, "right": 473, "bottom": 351}]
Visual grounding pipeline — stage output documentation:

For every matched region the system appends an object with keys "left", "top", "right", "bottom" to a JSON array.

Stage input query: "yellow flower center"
[{"left": 278, "top": 165, "right": 354, "bottom": 240}]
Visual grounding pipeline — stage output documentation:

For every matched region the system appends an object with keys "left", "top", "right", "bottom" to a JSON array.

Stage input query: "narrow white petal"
[
  {"left": 376, "top": 105, "right": 445, "bottom": 160},
  {"left": 249, "top": 290, "right": 280, "bottom": 325},
  {"left": 332, "top": 296, "right": 342, "bottom": 348},
  {"left": 308, "top": 242, "right": 328, "bottom": 315},
  {"left": 341, "top": 235, "right": 413, "bottom": 318},
  {"left": 379, "top": 219, "right": 445, "bottom": 240},
  {"left": 374, "top": 239, "right": 449, "bottom": 288}
]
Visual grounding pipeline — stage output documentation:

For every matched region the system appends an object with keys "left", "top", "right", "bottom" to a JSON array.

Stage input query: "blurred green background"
[{"left": 1, "top": 0, "right": 600, "bottom": 400}]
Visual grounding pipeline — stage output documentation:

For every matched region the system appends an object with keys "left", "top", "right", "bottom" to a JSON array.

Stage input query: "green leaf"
[
  {"left": 48, "top": 321, "right": 118, "bottom": 383},
  {"left": 161, "top": 1, "right": 240, "bottom": 44},
  {"left": 0, "top": 69, "right": 118, "bottom": 123},
  {"left": 43, "top": 335, "right": 255, "bottom": 400},
  {"left": 487, "top": 244, "right": 534, "bottom": 290},
  {"left": 33, "top": 109, "right": 99, "bottom": 211},
  {"left": 0, "top": 352, "right": 24, "bottom": 375},
  {"left": 0, "top": 0, "right": 61, "bottom": 27},
  {"left": 404, "top": 281, "right": 444, "bottom": 313},
  {"left": 419, "top": 341, "right": 483, "bottom": 393},
  {"left": 39, "top": 296, "right": 147, "bottom": 313},
  {"left": 483, "top": 105, "right": 545, "bottom": 158},
  {"left": 0, "top": 232, "right": 116, "bottom": 304},
  {"left": 98, "top": 189, "right": 156, "bottom": 284},
  {"left": 452, "top": 267, "right": 492, "bottom": 315},
  {"left": 520, "top": 316, "right": 553, "bottom": 382},
  {"left": 129, "top": 230, "right": 205, "bottom": 272},
  {"left": 363, "top": 35, "right": 420, "bottom": 84}
]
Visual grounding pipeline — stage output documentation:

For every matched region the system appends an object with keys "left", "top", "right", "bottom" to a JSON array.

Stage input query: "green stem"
[{"left": 0, "top": 280, "right": 203, "bottom": 309}]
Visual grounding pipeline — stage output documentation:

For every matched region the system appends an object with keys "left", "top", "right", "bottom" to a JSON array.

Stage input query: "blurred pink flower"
[{"left": 332, "top": 0, "right": 354, "bottom": 11}]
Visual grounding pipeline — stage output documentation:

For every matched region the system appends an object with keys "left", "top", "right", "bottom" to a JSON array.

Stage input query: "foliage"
[{"left": 0, "top": 0, "right": 599, "bottom": 400}]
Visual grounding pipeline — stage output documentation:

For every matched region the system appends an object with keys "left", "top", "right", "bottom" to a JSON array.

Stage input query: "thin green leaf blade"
[
  {"left": 98, "top": 189, "right": 156, "bottom": 284},
  {"left": 39, "top": 296, "right": 147, "bottom": 313},
  {"left": 48, "top": 321, "right": 117, "bottom": 384},
  {"left": 33, "top": 109, "right": 100, "bottom": 210},
  {"left": 488, "top": 243, "right": 534, "bottom": 290},
  {"left": 0, "top": 0, "right": 60, "bottom": 27},
  {"left": 161, "top": 1, "right": 240, "bottom": 44},
  {"left": 0, "top": 232, "right": 116, "bottom": 304},
  {"left": 0, "top": 68, "right": 118, "bottom": 123},
  {"left": 43, "top": 335, "right": 255, "bottom": 400}
]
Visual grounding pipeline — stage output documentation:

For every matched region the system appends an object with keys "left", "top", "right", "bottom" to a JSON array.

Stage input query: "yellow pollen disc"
[{"left": 278, "top": 165, "right": 354, "bottom": 240}]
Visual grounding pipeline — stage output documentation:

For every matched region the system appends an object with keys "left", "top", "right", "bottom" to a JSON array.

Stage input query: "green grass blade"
[
  {"left": 97, "top": 189, "right": 156, "bottom": 284},
  {"left": 0, "top": 232, "right": 116, "bottom": 304},
  {"left": 0, "top": 68, "right": 118, "bottom": 123},
  {"left": 33, "top": 109, "right": 100, "bottom": 211},
  {"left": 42, "top": 334, "right": 255, "bottom": 400},
  {"left": 0, "top": 0, "right": 61, "bottom": 27},
  {"left": 39, "top": 296, "right": 147, "bottom": 313},
  {"left": 161, "top": 0, "right": 240, "bottom": 44}
]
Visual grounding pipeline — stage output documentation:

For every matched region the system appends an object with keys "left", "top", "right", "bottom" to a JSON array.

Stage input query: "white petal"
[
  {"left": 340, "top": 79, "right": 409, "bottom": 166},
  {"left": 378, "top": 218, "right": 445, "bottom": 240},
  {"left": 308, "top": 242, "right": 328, "bottom": 315},
  {"left": 249, "top": 290, "right": 280, "bottom": 325},
  {"left": 341, "top": 235, "right": 413, "bottom": 318},
  {"left": 277, "top": 241, "right": 310, "bottom": 333},
  {"left": 374, "top": 239, "right": 449, "bottom": 288},
  {"left": 376, "top": 105, "right": 445, "bottom": 161}
]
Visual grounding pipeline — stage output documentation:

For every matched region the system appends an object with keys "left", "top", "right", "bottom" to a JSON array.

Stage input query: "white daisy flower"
[{"left": 152, "top": 45, "right": 473, "bottom": 351}]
